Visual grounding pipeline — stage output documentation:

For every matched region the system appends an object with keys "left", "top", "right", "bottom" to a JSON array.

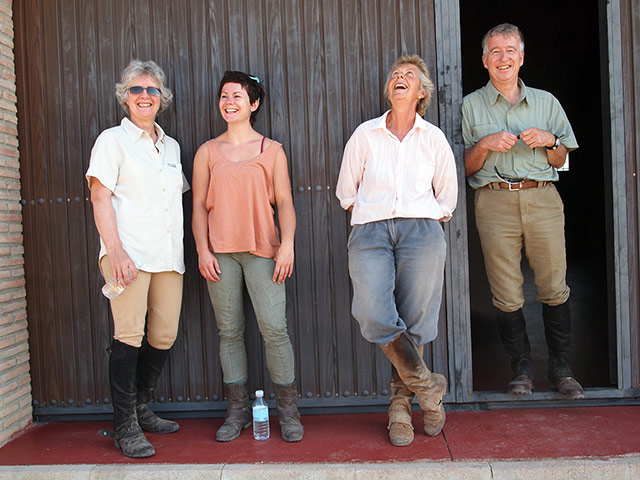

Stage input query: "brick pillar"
[{"left": 0, "top": 0, "right": 32, "bottom": 447}]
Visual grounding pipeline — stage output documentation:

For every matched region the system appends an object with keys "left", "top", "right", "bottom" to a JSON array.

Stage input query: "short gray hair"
[
  {"left": 481, "top": 23, "right": 525, "bottom": 56},
  {"left": 115, "top": 60, "right": 173, "bottom": 115},
  {"left": 384, "top": 54, "right": 434, "bottom": 117}
]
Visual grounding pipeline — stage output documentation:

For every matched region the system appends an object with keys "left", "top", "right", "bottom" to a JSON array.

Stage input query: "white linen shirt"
[
  {"left": 336, "top": 111, "right": 458, "bottom": 226},
  {"left": 86, "top": 117, "right": 189, "bottom": 273}
]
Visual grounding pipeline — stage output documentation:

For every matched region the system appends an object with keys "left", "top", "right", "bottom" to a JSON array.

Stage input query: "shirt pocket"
[
  {"left": 473, "top": 123, "right": 502, "bottom": 141},
  {"left": 165, "top": 163, "right": 185, "bottom": 191}
]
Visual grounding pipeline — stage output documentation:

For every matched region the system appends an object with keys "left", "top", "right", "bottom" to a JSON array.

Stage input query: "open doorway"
[{"left": 460, "top": 0, "right": 615, "bottom": 393}]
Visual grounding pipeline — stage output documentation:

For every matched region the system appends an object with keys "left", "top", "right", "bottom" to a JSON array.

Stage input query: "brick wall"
[{"left": 0, "top": 0, "right": 32, "bottom": 447}]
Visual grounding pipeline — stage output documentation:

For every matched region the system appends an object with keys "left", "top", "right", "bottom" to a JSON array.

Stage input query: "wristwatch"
[{"left": 546, "top": 135, "right": 560, "bottom": 151}]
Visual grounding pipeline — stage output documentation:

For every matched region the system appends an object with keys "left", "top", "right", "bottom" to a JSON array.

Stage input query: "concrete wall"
[{"left": 0, "top": 0, "right": 31, "bottom": 447}]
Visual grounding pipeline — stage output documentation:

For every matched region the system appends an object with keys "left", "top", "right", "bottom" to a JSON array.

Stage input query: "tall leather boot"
[
  {"left": 99, "top": 340, "right": 155, "bottom": 458},
  {"left": 273, "top": 382, "right": 304, "bottom": 442},
  {"left": 380, "top": 333, "right": 446, "bottom": 437},
  {"left": 387, "top": 345, "right": 423, "bottom": 447},
  {"left": 542, "top": 302, "right": 584, "bottom": 399},
  {"left": 216, "top": 382, "right": 252, "bottom": 442},
  {"left": 496, "top": 308, "right": 535, "bottom": 394},
  {"left": 136, "top": 341, "right": 180, "bottom": 434}
]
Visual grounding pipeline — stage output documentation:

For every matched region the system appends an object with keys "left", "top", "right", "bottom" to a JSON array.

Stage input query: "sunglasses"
[
  {"left": 493, "top": 137, "right": 536, "bottom": 185},
  {"left": 128, "top": 86, "right": 161, "bottom": 96}
]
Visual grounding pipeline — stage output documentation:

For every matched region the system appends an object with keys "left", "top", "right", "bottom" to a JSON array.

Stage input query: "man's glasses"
[
  {"left": 493, "top": 138, "right": 536, "bottom": 185},
  {"left": 128, "top": 86, "right": 161, "bottom": 96}
]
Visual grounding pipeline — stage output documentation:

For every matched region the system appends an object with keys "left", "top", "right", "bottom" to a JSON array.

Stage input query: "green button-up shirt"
[{"left": 462, "top": 80, "right": 578, "bottom": 189}]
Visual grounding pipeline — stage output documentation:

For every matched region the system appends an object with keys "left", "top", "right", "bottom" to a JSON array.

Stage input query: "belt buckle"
[{"left": 508, "top": 182, "right": 523, "bottom": 191}]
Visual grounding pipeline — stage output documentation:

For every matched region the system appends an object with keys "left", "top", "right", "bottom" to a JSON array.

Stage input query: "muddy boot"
[
  {"left": 136, "top": 341, "right": 180, "bottom": 434},
  {"left": 99, "top": 340, "right": 155, "bottom": 458},
  {"left": 497, "top": 308, "right": 535, "bottom": 395},
  {"left": 216, "top": 382, "right": 252, "bottom": 442},
  {"left": 543, "top": 302, "right": 584, "bottom": 399},
  {"left": 387, "top": 344, "right": 423, "bottom": 446},
  {"left": 388, "top": 365, "right": 414, "bottom": 446},
  {"left": 380, "top": 333, "right": 446, "bottom": 437},
  {"left": 273, "top": 382, "right": 304, "bottom": 442}
]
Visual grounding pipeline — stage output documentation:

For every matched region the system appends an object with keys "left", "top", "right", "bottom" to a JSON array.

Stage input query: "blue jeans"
[
  {"left": 206, "top": 252, "right": 295, "bottom": 385},
  {"left": 348, "top": 218, "right": 446, "bottom": 346}
]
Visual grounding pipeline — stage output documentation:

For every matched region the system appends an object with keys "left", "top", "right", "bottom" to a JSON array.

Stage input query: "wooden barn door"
[{"left": 15, "top": 0, "right": 465, "bottom": 417}]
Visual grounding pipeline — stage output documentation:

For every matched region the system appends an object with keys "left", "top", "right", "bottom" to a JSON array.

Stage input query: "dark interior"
[{"left": 459, "top": 0, "right": 615, "bottom": 392}]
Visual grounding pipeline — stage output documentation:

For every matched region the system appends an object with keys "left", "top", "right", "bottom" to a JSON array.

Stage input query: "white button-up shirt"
[
  {"left": 86, "top": 117, "right": 189, "bottom": 273},
  {"left": 336, "top": 111, "right": 458, "bottom": 225}
]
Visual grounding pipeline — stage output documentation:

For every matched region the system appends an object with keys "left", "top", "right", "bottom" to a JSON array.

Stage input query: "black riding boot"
[
  {"left": 542, "top": 302, "right": 584, "bottom": 399},
  {"left": 100, "top": 340, "right": 155, "bottom": 458},
  {"left": 496, "top": 308, "right": 535, "bottom": 394},
  {"left": 136, "top": 341, "right": 180, "bottom": 433}
]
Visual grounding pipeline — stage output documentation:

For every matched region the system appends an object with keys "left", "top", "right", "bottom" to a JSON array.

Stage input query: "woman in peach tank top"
[{"left": 192, "top": 71, "right": 303, "bottom": 443}]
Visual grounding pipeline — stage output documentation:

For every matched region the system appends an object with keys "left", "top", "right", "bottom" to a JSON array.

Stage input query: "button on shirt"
[
  {"left": 462, "top": 80, "right": 578, "bottom": 189},
  {"left": 86, "top": 117, "right": 189, "bottom": 273},
  {"left": 336, "top": 111, "right": 458, "bottom": 225}
]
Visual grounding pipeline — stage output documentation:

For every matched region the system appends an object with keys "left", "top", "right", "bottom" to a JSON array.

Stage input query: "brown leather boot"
[
  {"left": 387, "top": 344, "right": 423, "bottom": 446},
  {"left": 216, "top": 383, "right": 251, "bottom": 442},
  {"left": 388, "top": 365, "right": 414, "bottom": 446},
  {"left": 273, "top": 382, "right": 304, "bottom": 442},
  {"left": 380, "top": 333, "right": 446, "bottom": 437}
]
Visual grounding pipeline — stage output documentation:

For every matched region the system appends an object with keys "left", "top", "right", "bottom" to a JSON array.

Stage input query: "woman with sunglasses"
[
  {"left": 86, "top": 60, "right": 188, "bottom": 458},
  {"left": 192, "top": 71, "right": 303, "bottom": 443}
]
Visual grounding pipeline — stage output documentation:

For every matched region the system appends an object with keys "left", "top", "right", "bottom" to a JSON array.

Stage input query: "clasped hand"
[{"left": 484, "top": 128, "right": 554, "bottom": 152}]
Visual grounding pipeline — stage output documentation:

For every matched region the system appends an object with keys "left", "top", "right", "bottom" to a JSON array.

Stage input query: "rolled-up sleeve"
[
  {"left": 86, "top": 130, "right": 120, "bottom": 192},
  {"left": 336, "top": 129, "right": 365, "bottom": 210},
  {"left": 431, "top": 131, "right": 458, "bottom": 221}
]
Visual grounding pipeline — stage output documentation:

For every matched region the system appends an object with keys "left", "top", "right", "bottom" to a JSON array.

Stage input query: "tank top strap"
[
  {"left": 260, "top": 136, "right": 266, "bottom": 153},
  {"left": 205, "top": 139, "right": 221, "bottom": 169}
]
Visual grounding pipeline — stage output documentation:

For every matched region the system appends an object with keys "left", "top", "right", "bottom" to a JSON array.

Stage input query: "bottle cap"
[{"left": 255, "top": 390, "right": 264, "bottom": 397}]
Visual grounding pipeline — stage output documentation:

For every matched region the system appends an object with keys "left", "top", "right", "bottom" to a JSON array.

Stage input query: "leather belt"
[{"left": 485, "top": 180, "right": 550, "bottom": 191}]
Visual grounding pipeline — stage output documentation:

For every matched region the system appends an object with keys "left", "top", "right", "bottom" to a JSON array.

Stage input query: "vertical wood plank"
[
  {"left": 618, "top": 0, "right": 640, "bottom": 388},
  {"left": 87, "top": 0, "right": 119, "bottom": 407},
  {"left": 60, "top": 0, "right": 95, "bottom": 405},
  {"left": 325, "top": 0, "right": 356, "bottom": 400},
  {"left": 14, "top": 0, "right": 48, "bottom": 407},
  {"left": 433, "top": 0, "right": 467, "bottom": 402},
  {"left": 631, "top": 0, "right": 640, "bottom": 389}
]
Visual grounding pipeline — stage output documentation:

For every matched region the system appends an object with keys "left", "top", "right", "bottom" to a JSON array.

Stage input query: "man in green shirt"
[{"left": 462, "top": 23, "right": 584, "bottom": 399}]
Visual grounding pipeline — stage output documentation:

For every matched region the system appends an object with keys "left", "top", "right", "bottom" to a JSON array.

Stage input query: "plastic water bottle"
[
  {"left": 102, "top": 278, "right": 125, "bottom": 299},
  {"left": 252, "top": 389, "right": 270, "bottom": 440}
]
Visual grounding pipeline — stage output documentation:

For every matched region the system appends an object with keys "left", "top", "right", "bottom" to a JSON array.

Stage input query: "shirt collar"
[
  {"left": 121, "top": 117, "right": 166, "bottom": 143},
  {"left": 485, "top": 78, "right": 529, "bottom": 106},
  {"left": 373, "top": 110, "right": 429, "bottom": 133}
]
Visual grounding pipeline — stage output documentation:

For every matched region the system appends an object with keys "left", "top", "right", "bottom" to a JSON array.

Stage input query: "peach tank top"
[{"left": 205, "top": 138, "right": 281, "bottom": 259}]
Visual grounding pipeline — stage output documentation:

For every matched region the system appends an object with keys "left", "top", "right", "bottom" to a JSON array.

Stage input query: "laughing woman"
[
  {"left": 86, "top": 60, "right": 188, "bottom": 458},
  {"left": 336, "top": 55, "right": 457, "bottom": 447},
  {"left": 192, "top": 71, "right": 303, "bottom": 442}
]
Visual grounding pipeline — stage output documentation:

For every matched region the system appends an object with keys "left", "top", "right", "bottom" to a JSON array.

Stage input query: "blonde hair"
[{"left": 384, "top": 54, "right": 434, "bottom": 116}]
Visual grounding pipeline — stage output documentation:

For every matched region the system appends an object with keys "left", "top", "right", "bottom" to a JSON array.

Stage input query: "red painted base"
[{"left": 0, "top": 406, "right": 639, "bottom": 465}]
